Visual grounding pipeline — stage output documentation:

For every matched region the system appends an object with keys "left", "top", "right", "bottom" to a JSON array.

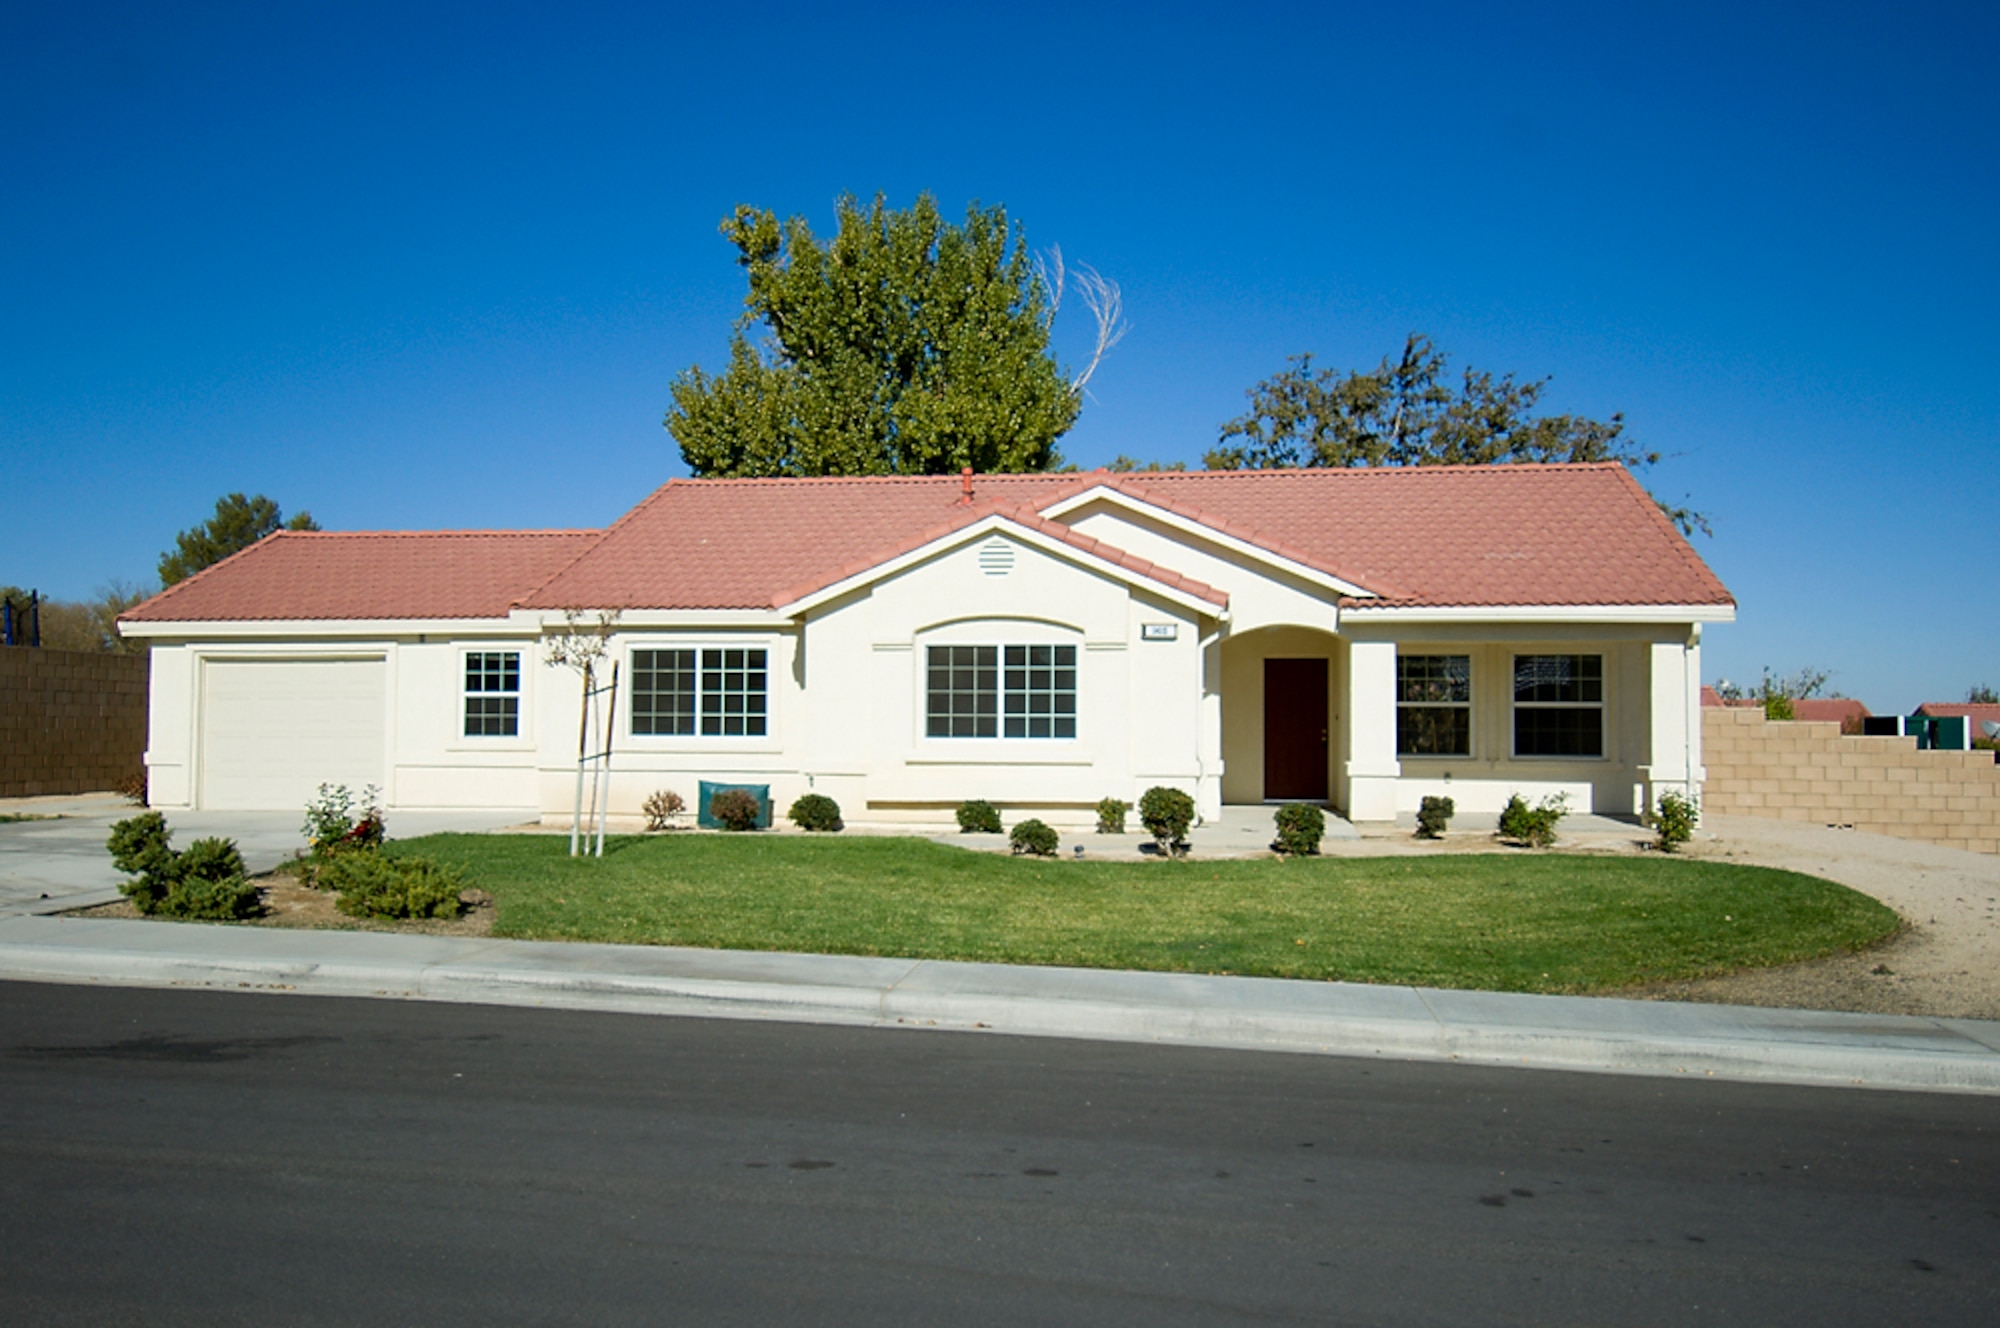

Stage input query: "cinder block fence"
[
  {"left": 0, "top": 648, "right": 148, "bottom": 798},
  {"left": 1702, "top": 707, "right": 2000, "bottom": 854}
]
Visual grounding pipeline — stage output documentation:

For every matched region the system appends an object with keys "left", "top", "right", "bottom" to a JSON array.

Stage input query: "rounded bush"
[
  {"left": 1272, "top": 803, "right": 1324, "bottom": 856},
  {"left": 1498, "top": 792, "right": 1567, "bottom": 848},
  {"left": 709, "top": 788, "right": 763, "bottom": 832},
  {"left": 1651, "top": 791, "right": 1697, "bottom": 852},
  {"left": 1415, "top": 795, "right": 1455, "bottom": 840},
  {"left": 1095, "top": 797, "right": 1129, "bottom": 835},
  {"left": 323, "top": 852, "right": 467, "bottom": 920},
  {"left": 107, "top": 812, "right": 174, "bottom": 880},
  {"left": 956, "top": 799, "right": 1003, "bottom": 834},
  {"left": 789, "top": 793, "right": 844, "bottom": 833},
  {"left": 1009, "top": 818, "right": 1059, "bottom": 857},
  {"left": 1138, "top": 786, "right": 1195, "bottom": 857}
]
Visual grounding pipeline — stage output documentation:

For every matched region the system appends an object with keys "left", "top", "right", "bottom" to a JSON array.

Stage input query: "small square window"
[{"left": 463, "top": 652, "right": 520, "bottom": 737}]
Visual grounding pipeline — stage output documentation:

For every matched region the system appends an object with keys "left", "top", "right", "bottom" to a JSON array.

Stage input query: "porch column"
[
  {"left": 1345, "top": 638, "right": 1401, "bottom": 821},
  {"left": 1197, "top": 630, "right": 1223, "bottom": 821},
  {"left": 1641, "top": 629, "right": 1702, "bottom": 818}
]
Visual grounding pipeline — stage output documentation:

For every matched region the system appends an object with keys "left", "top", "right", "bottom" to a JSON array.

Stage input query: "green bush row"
[{"left": 106, "top": 812, "right": 260, "bottom": 921}]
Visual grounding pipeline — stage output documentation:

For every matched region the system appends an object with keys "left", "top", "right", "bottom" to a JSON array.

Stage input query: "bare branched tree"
[{"left": 1036, "top": 244, "right": 1130, "bottom": 394}]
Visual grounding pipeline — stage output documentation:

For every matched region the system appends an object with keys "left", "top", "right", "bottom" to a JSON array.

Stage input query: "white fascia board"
[
  {"left": 1038, "top": 485, "right": 1378, "bottom": 600},
  {"left": 511, "top": 608, "right": 794, "bottom": 631},
  {"left": 776, "top": 511, "right": 1228, "bottom": 620},
  {"left": 118, "top": 616, "right": 530, "bottom": 641},
  {"left": 1337, "top": 603, "right": 1738, "bottom": 625}
]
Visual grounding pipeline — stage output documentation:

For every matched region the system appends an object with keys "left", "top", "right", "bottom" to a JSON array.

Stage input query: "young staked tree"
[
  {"left": 159, "top": 493, "right": 318, "bottom": 586},
  {"left": 667, "top": 193, "right": 1123, "bottom": 478},
  {"left": 1209, "top": 335, "right": 1705, "bottom": 535}
]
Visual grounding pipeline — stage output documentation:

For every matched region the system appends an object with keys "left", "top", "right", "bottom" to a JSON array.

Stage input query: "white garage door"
[{"left": 199, "top": 658, "right": 387, "bottom": 810}]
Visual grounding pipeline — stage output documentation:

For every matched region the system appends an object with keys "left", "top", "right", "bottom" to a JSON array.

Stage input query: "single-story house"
[{"left": 120, "top": 463, "right": 1735, "bottom": 825}]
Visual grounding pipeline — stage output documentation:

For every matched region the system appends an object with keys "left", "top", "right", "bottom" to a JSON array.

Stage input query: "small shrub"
[
  {"left": 1095, "top": 797, "right": 1129, "bottom": 835},
  {"left": 1138, "top": 786, "right": 1195, "bottom": 858},
  {"left": 1650, "top": 790, "right": 1698, "bottom": 853},
  {"left": 709, "top": 788, "right": 762, "bottom": 832},
  {"left": 105, "top": 814, "right": 258, "bottom": 919},
  {"left": 789, "top": 793, "right": 844, "bottom": 832},
  {"left": 643, "top": 789, "right": 686, "bottom": 832},
  {"left": 1415, "top": 795, "right": 1455, "bottom": 840},
  {"left": 107, "top": 811, "right": 175, "bottom": 881},
  {"left": 322, "top": 852, "right": 466, "bottom": 920},
  {"left": 1497, "top": 792, "right": 1568, "bottom": 848},
  {"left": 1272, "top": 803, "right": 1324, "bottom": 856},
  {"left": 1762, "top": 694, "right": 1795, "bottom": 722},
  {"left": 957, "top": 799, "right": 1003, "bottom": 834},
  {"left": 302, "top": 782, "right": 384, "bottom": 855},
  {"left": 1009, "top": 818, "right": 1059, "bottom": 857}
]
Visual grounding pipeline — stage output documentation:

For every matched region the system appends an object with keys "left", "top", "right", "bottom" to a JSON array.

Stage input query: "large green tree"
[
  {"left": 158, "top": 493, "right": 318, "bottom": 586},
  {"left": 1208, "top": 335, "right": 1704, "bottom": 534},
  {"left": 668, "top": 194, "right": 1112, "bottom": 477}
]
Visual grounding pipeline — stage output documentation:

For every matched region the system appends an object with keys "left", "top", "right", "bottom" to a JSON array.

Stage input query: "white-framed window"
[
  {"left": 631, "top": 647, "right": 767, "bottom": 737},
  {"left": 1513, "top": 654, "right": 1603, "bottom": 757},
  {"left": 1397, "top": 654, "right": 1471, "bottom": 756},
  {"left": 463, "top": 651, "right": 521, "bottom": 737},
  {"left": 926, "top": 643, "right": 1077, "bottom": 739}
]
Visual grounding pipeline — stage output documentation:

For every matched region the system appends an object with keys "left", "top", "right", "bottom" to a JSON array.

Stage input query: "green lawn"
[{"left": 386, "top": 833, "right": 1902, "bottom": 995}]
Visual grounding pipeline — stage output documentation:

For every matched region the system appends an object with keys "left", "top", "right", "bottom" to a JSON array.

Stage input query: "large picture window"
[
  {"left": 927, "top": 644, "right": 1076, "bottom": 739},
  {"left": 1513, "top": 654, "right": 1603, "bottom": 757},
  {"left": 463, "top": 652, "right": 520, "bottom": 737},
  {"left": 1397, "top": 654, "right": 1471, "bottom": 756},
  {"left": 631, "top": 647, "right": 766, "bottom": 737}
]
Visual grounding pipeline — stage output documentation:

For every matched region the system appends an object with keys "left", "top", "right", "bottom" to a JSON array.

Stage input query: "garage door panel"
[{"left": 200, "top": 659, "right": 386, "bottom": 810}]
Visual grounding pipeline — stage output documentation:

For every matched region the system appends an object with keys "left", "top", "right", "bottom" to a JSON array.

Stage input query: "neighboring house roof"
[
  {"left": 121, "top": 530, "right": 601, "bottom": 623},
  {"left": 121, "top": 463, "right": 1735, "bottom": 623},
  {"left": 1696, "top": 688, "right": 1760, "bottom": 712},
  {"left": 1915, "top": 702, "right": 2000, "bottom": 730},
  {"left": 1099, "top": 464, "right": 1732, "bottom": 609},
  {"left": 1791, "top": 698, "right": 1871, "bottom": 725}
]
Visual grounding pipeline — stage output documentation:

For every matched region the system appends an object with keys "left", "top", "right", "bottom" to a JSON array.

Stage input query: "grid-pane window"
[
  {"left": 927, "top": 646, "right": 998, "bottom": 738},
  {"left": 463, "top": 652, "right": 520, "bottom": 737},
  {"left": 1513, "top": 654, "right": 1604, "bottom": 757},
  {"left": 630, "top": 649, "right": 697, "bottom": 736},
  {"left": 1397, "top": 654, "right": 1470, "bottom": 756},
  {"left": 1003, "top": 645, "right": 1077, "bottom": 739},
  {"left": 927, "top": 643, "right": 1076, "bottom": 739},
  {"left": 629, "top": 647, "right": 767, "bottom": 738},
  {"left": 700, "top": 648, "right": 767, "bottom": 737}
]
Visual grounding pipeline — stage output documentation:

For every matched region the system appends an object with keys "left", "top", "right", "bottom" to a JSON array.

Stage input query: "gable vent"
[{"left": 977, "top": 539, "right": 1015, "bottom": 577}]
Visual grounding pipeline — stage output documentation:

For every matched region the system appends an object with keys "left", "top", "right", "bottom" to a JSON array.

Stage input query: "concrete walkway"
[{"left": 2, "top": 912, "right": 1996, "bottom": 1097}]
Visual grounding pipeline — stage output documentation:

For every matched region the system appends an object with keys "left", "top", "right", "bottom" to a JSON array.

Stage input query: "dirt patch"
[
  {"left": 67, "top": 869, "right": 496, "bottom": 939},
  {"left": 1622, "top": 815, "right": 2000, "bottom": 1021}
]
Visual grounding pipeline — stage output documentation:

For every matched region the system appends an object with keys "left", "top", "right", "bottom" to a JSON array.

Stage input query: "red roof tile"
[
  {"left": 121, "top": 530, "right": 601, "bottom": 623},
  {"left": 1102, "top": 464, "right": 1733, "bottom": 609},
  {"left": 124, "top": 464, "right": 1734, "bottom": 623},
  {"left": 1916, "top": 702, "right": 2000, "bottom": 729},
  {"left": 1790, "top": 698, "right": 1871, "bottom": 725}
]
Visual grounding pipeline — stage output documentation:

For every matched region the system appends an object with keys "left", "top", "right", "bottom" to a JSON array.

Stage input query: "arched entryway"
[{"left": 1219, "top": 626, "right": 1347, "bottom": 808}]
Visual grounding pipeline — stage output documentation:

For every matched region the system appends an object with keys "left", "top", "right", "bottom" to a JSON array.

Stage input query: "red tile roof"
[
  {"left": 121, "top": 530, "right": 601, "bottom": 623},
  {"left": 1916, "top": 702, "right": 2000, "bottom": 731},
  {"left": 1790, "top": 698, "right": 1871, "bottom": 726},
  {"left": 1101, "top": 464, "right": 1732, "bottom": 609},
  {"left": 121, "top": 463, "right": 1734, "bottom": 623}
]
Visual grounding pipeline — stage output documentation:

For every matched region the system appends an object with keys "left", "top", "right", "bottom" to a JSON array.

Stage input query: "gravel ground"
[{"left": 1630, "top": 814, "right": 2000, "bottom": 1020}]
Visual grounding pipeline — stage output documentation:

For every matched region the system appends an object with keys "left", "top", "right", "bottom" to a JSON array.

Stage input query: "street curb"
[{"left": 3, "top": 915, "right": 1998, "bottom": 1096}]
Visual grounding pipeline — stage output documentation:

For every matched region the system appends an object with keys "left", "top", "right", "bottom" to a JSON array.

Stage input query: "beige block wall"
[
  {"left": 1702, "top": 707, "right": 2000, "bottom": 854},
  {"left": 0, "top": 647, "right": 149, "bottom": 798}
]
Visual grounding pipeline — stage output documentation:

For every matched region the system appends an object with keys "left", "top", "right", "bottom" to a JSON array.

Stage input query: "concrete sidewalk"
[{"left": 3, "top": 913, "right": 1997, "bottom": 1097}]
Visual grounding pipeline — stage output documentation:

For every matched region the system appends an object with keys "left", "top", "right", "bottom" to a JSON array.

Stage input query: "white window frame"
[
  {"left": 924, "top": 642, "right": 1079, "bottom": 740},
  {"left": 1511, "top": 653, "right": 1606, "bottom": 760},
  {"left": 625, "top": 641, "right": 776, "bottom": 744},
  {"left": 461, "top": 649, "right": 522, "bottom": 739}
]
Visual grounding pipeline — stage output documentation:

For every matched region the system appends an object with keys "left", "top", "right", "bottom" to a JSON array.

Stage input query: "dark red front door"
[{"left": 1264, "top": 658, "right": 1328, "bottom": 801}]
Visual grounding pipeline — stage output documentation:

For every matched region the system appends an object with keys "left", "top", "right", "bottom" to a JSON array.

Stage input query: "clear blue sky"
[{"left": 4, "top": 1, "right": 1993, "bottom": 711}]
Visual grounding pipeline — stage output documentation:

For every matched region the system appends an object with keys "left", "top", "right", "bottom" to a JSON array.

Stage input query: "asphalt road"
[{"left": 2, "top": 981, "right": 1996, "bottom": 1326}]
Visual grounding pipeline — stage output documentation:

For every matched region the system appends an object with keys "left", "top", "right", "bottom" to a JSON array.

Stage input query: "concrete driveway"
[{"left": 0, "top": 794, "right": 535, "bottom": 916}]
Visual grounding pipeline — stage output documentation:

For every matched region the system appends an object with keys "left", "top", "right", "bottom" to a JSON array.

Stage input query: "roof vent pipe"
[{"left": 960, "top": 466, "right": 974, "bottom": 504}]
